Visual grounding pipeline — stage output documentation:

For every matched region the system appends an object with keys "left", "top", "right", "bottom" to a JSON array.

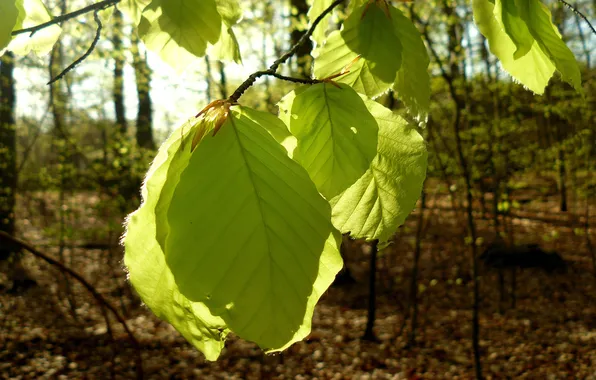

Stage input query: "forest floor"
[{"left": 1, "top": 185, "right": 596, "bottom": 379}]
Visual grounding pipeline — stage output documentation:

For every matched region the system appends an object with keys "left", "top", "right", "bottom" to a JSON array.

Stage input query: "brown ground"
[{"left": 1, "top": 184, "right": 595, "bottom": 379}]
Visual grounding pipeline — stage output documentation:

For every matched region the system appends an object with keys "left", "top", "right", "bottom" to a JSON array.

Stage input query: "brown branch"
[
  {"left": 11, "top": 0, "right": 120, "bottom": 36},
  {"left": 228, "top": 0, "right": 343, "bottom": 102},
  {"left": 0, "top": 231, "right": 143, "bottom": 380}
]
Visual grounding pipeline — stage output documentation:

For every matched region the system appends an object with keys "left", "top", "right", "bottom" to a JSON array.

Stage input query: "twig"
[
  {"left": 11, "top": 0, "right": 120, "bottom": 36},
  {"left": 557, "top": 0, "right": 596, "bottom": 36},
  {"left": 228, "top": 0, "right": 343, "bottom": 102},
  {"left": 270, "top": 72, "right": 321, "bottom": 85},
  {"left": 48, "top": 10, "right": 103, "bottom": 85},
  {"left": 0, "top": 231, "right": 144, "bottom": 380}
]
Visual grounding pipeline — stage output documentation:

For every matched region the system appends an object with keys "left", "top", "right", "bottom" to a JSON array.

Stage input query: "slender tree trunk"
[
  {"left": 218, "top": 61, "right": 228, "bottom": 98},
  {"left": 0, "top": 52, "right": 17, "bottom": 260},
  {"left": 131, "top": 33, "right": 154, "bottom": 150},
  {"left": 408, "top": 189, "right": 426, "bottom": 346},
  {"left": 113, "top": 10, "right": 127, "bottom": 135},
  {"left": 204, "top": 56, "right": 213, "bottom": 103},
  {"left": 363, "top": 240, "right": 379, "bottom": 341}
]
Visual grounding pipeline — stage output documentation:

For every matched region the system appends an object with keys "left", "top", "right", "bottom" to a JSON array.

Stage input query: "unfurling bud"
[{"left": 191, "top": 100, "right": 232, "bottom": 152}]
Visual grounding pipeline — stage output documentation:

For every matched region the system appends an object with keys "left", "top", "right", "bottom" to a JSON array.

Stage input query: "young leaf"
[
  {"left": 390, "top": 6, "right": 430, "bottom": 122},
  {"left": 163, "top": 106, "right": 342, "bottom": 352},
  {"left": 330, "top": 99, "right": 427, "bottom": 242},
  {"left": 123, "top": 120, "right": 229, "bottom": 361},
  {"left": 119, "top": 0, "right": 151, "bottom": 25},
  {"left": 137, "top": 0, "right": 222, "bottom": 72},
  {"left": 4, "top": 0, "right": 62, "bottom": 56},
  {"left": 473, "top": 0, "right": 555, "bottom": 94},
  {"left": 308, "top": 0, "right": 333, "bottom": 47},
  {"left": 517, "top": 0, "right": 582, "bottom": 94},
  {"left": 284, "top": 83, "right": 379, "bottom": 199},
  {"left": 314, "top": 3, "right": 402, "bottom": 98},
  {"left": 495, "top": 0, "right": 533, "bottom": 59},
  {"left": 0, "top": 0, "right": 18, "bottom": 52}
]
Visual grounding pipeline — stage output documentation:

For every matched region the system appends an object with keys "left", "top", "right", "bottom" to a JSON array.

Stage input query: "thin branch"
[
  {"left": 48, "top": 10, "right": 103, "bottom": 85},
  {"left": 0, "top": 231, "right": 144, "bottom": 380},
  {"left": 228, "top": 0, "right": 343, "bottom": 102},
  {"left": 270, "top": 72, "right": 321, "bottom": 85},
  {"left": 557, "top": 0, "right": 596, "bottom": 36},
  {"left": 11, "top": 0, "right": 120, "bottom": 36}
]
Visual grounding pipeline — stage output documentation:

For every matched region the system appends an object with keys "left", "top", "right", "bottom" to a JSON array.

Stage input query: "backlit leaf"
[
  {"left": 5, "top": 0, "right": 62, "bottom": 56},
  {"left": 0, "top": 0, "right": 18, "bottom": 52},
  {"left": 283, "top": 83, "right": 379, "bottom": 199},
  {"left": 330, "top": 99, "right": 427, "bottom": 242},
  {"left": 164, "top": 106, "right": 342, "bottom": 351}
]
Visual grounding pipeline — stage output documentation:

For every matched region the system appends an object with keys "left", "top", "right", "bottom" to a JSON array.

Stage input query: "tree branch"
[
  {"left": 228, "top": 0, "right": 343, "bottom": 102},
  {"left": 0, "top": 231, "right": 143, "bottom": 380},
  {"left": 48, "top": 10, "right": 103, "bottom": 85},
  {"left": 11, "top": 0, "right": 120, "bottom": 36}
]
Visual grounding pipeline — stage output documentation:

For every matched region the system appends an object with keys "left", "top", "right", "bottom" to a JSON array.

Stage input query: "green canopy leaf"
[
  {"left": 517, "top": 0, "right": 582, "bottom": 94},
  {"left": 330, "top": 98, "right": 427, "bottom": 242},
  {"left": 138, "top": 0, "right": 222, "bottom": 72},
  {"left": 124, "top": 119, "right": 229, "bottom": 361},
  {"left": 163, "top": 106, "right": 342, "bottom": 351},
  {"left": 308, "top": 0, "right": 333, "bottom": 47},
  {"left": 314, "top": 3, "right": 402, "bottom": 98},
  {"left": 0, "top": 0, "right": 18, "bottom": 52},
  {"left": 4, "top": 0, "right": 62, "bottom": 56},
  {"left": 473, "top": 0, "right": 554, "bottom": 94},
  {"left": 281, "top": 83, "right": 379, "bottom": 199},
  {"left": 119, "top": 0, "right": 151, "bottom": 24},
  {"left": 473, "top": 0, "right": 581, "bottom": 94},
  {"left": 390, "top": 6, "right": 430, "bottom": 122}
]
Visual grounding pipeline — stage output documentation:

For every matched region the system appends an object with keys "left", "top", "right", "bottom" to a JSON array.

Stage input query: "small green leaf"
[
  {"left": 330, "top": 98, "right": 427, "bottom": 242},
  {"left": 314, "top": 3, "right": 402, "bottom": 98},
  {"left": 119, "top": 0, "right": 151, "bottom": 25},
  {"left": 215, "top": 0, "right": 242, "bottom": 26},
  {"left": 124, "top": 120, "right": 229, "bottom": 361},
  {"left": 0, "top": 0, "right": 18, "bottom": 51},
  {"left": 285, "top": 83, "right": 378, "bottom": 199},
  {"left": 390, "top": 6, "right": 430, "bottom": 122},
  {"left": 164, "top": 106, "right": 342, "bottom": 352},
  {"left": 308, "top": 0, "right": 333, "bottom": 47},
  {"left": 518, "top": 0, "right": 582, "bottom": 94},
  {"left": 207, "top": 25, "right": 242, "bottom": 63},
  {"left": 138, "top": 0, "right": 222, "bottom": 72},
  {"left": 473, "top": 0, "right": 555, "bottom": 94}
]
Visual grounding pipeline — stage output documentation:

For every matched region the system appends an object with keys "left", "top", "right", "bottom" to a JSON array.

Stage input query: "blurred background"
[{"left": 0, "top": 0, "right": 595, "bottom": 378}]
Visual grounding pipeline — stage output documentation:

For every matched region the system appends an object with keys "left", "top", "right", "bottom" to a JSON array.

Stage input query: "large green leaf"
[
  {"left": 313, "top": 3, "right": 402, "bottom": 98},
  {"left": 0, "top": 0, "right": 17, "bottom": 51},
  {"left": 330, "top": 99, "right": 427, "bottom": 242},
  {"left": 390, "top": 6, "right": 430, "bottom": 122},
  {"left": 282, "top": 83, "right": 378, "bottom": 199},
  {"left": 123, "top": 118, "right": 229, "bottom": 361},
  {"left": 138, "top": 0, "right": 222, "bottom": 72},
  {"left": 164, "top": 106, "right": 342, "bottom": 351},
  {"left": 518, "top": 0, "right": 582, "bottom": 93},
  {"left": 473, "top": 0, "right": 555, "bottom": 94},
  {"left": 4, "top": 0, "right": 62, "bottom": 56}
]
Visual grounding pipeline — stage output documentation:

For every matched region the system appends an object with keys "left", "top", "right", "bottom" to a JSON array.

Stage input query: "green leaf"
[
  {"left": 215, "top": 0, "right": 242, "bottom": 26},
  {"left": 389, "top": 6, "right": 430, "bottom": 122},
  {"left": 124, "top": 119, "right": 229, "bottom": 361},
  {"left": 284, "top": 83, "right": 378, "bottom": 199},
  {"left": 517, "top": 0, "right": 582, "bottom": 94},
  {"left": 138, "top": 0, "right": 222, "bottom": 72},
  {"left": 0, "top": 0, "right": 18, "bottom": 51},
  {"left": 314, "top": 3, "right": 402, "bottom": 98},
  {"left": 119, "top": 0, "right": 151, "bottom": 25},
  {"left": 495, "top": 0, "right": 533, "bottom": 59},
  {"left": 308, "top": 0, "right": 333, "bottom": 47},
  {"left": 473, "top": 0, "right": 555, "bottom": 94},
  {"left": 3, "top": 0, "right": 62, "bottom": 56},
  {"left": 330, "top": 99, "right": 427, "bottom": 242},
  {"left": 164, "top": 106, "right": 342, "bottom": 352},
  {"left": 207, "top": 25, "right": 242, "bottom": 63}
]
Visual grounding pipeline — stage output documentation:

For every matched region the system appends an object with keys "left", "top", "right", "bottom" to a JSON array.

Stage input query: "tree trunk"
[
  {"left": 113, "top": 9, "right": 127, "bottom": 135},
  {"left": 362, "top": 240, "right": 379, "bottom": 341},
  {"left": 0, "top": 52, "right": 17, "bottom": 260},
  {"left": 131, "top": 33, "right": 154, "bottom": 150}
]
